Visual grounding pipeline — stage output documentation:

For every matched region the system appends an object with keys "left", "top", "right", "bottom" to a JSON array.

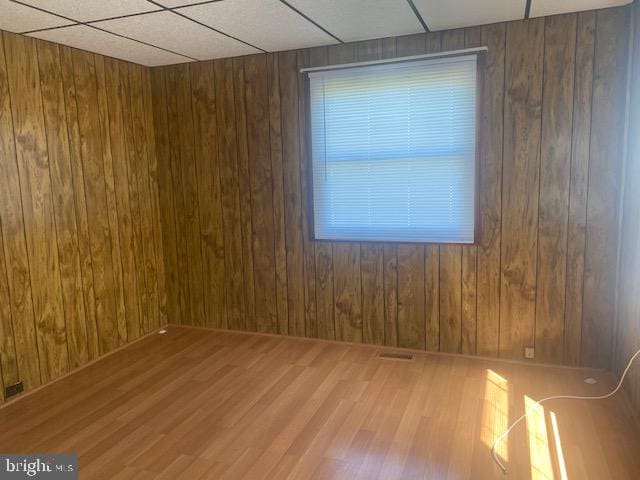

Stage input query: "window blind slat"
[{"left": 309, "top": 55, "right": 477, "bottom": 243}]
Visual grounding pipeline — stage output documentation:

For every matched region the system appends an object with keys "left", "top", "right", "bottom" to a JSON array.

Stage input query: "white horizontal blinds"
[{"left": 309, "top": 55, "right": 477, "bottom": 243}]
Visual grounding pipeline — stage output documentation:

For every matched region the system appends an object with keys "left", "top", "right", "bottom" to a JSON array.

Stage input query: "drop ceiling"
[{"left": 0, "top": 0, "right": 632, "bottom": 67}]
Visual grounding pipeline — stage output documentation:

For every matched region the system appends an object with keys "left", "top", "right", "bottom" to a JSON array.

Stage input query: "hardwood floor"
[{"left": 1, "top": 326, "right": 639, "bottom": 479}]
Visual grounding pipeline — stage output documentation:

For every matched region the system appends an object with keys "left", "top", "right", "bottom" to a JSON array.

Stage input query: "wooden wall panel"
[
  {"left": 534, "top": 14, "right": 577, "bottom": 364},
  {"left": 582, "top": 8, "right": 629, "bottom": 368},
  {"left": 129, "top": 64, "right": 160, "bottom": 333},
  {"left": 243, "top": 54, "right": 279, "bottom": 334},
  {"left": 36, "top": 41, "right": 89, "bottom": 366},
  {"left": 4, "top": 33, "right": 68, "bottom": 384},
  {"left": 59, "top": 45, "right": 99, "bottom": 362},
  {"left": 0, "top": 222, "right": 18, "bottom": 398},
  {"left": 151, "top": 67, "right": 180, "bottom": 327},
  {"left": 73, "top": 49, "right": 120, "bottom": 355},
  {"left": 146, "top": 6, "right": 628, "bottom": 369},
  {"left": 397, "top": 246, "right": 426, "bottom": 350},
  {"left": 499, "top": 18, "right": 544, "bottom": 359},
  {"left": 278, "top": 51, "right": 305, "bottom": 337},
  {"left": 164, "top": 66, "right": 191, "bottom": 327},
  {"left": 173, "top": 64, "right": 206, "bottom": 330},
  {"left": 615, "top": 0, "right": 640, "bottom": 419},
  {"left": 214, "top": 58, "right": 246, "bottom": 331},
  {"left": 0, "top": 32, "right": 165, "bottom": 401},
  {"left": 142, "top": 67, "right": 167, "bottom": 328},
  {"left": 103, "top": 58, "right": 141, "bottom": 343},
  {"left": 564, "top": 12, "right": 595, "bottom": 367},
  {"left": 190, "top": 61, "right": 227, "bottom": 329},
  {"left": 94, "top": 55, "right": 128, "bottom": 346},
  {"left": 266, "top": 53, "right": 289, "bottom": 336},
  {"left": 233, "top": 57, "right": 257, "bottom": 332},
  {"left": 0, "top": 33, "right": 39, "bottom": 390}
]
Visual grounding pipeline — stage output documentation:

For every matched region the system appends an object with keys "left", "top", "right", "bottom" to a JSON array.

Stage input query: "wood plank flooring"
[{"left": 0, "top": 326, "right": 639, "bottom": 479}]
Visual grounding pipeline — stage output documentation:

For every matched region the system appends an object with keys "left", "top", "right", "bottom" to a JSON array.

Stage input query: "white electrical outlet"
[{"left": 524, "top": 347, "right": 535, "bottom": 359}]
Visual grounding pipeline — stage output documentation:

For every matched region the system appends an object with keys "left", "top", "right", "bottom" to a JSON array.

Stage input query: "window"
[{"left": 308, "top": 53, "right": 478, "bottom": 243}]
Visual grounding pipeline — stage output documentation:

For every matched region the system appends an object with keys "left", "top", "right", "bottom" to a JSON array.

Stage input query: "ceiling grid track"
[
  {"left": 10, "top": 0, "right": 196, "bottom": 60},
  {"left": 406, "top": 0, "right": 431, "bottom": 32},
  {"left": 278, "top": 0, "right": 344, "bottom": 43},
  {"left": 145, "top": 0, "right": 268, "bottom": 53},
  {"left": 2, "top": 0, "right": 634, "bottom": 66}
]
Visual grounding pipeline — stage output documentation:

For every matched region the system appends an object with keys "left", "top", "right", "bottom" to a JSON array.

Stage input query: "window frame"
[{"left": 302, "top": 50, "right": 485, "bottom": 246}]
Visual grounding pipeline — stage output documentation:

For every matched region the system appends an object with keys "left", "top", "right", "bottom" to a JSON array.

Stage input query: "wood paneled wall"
[
  {"left": 0, "top": 31, "right": 166, "bottom": 402},
  {"left": 150, "top": 7, "right": 630, "bottom": 368},
  {"left": 616, "top": 0, "right": 640, "bottom": 418}
]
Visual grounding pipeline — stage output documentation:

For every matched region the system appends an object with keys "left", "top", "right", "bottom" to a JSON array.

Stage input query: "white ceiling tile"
[
  {"left": 0, "top": 0, "right": 73, "bottom": 33},
  {"left": 178, "top": 0, "right": 337, "bottom": 51},
  {"left": 529, "top": 0, "right": 632, "bottom": 18},
  {"left": 286, "top": 0, "right": 424, "bottom": 43},
  {"left": 28, "top": 25, "right": 192, "bottom": 66},
  {"left": 18, "top": 0, "right": 159, "bottom": 23},
  {"left": 412, "top": 0, "right": 526, "bottom": 31},
  {"left": 92, "top": 11, "right": 260, "bottom": 61}
]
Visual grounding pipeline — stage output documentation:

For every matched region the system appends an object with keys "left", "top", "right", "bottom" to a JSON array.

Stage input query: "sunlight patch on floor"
[
  {"left": 525, "top": 395, "right": 554, "bottom": 480},
  {"left": 550, "top": 412, "right": 568, "bottom": 480},
  {"left": 481, "top": 369, "right": 509, "bottom": 463}
]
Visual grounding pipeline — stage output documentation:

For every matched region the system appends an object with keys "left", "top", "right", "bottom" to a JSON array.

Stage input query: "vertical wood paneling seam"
[
  {"left": 92, "top": 52, "right": 120, "bottom": 347},
  {"left": 459, "top": 246, "right": 462, "bottom": 353},
  {"left": 99, "top": 58, "right": 128, "bottom": 342},
  {"left": 238, "top": 59, "right": 256, "bottom": 326},
  {"left": 69, "top": 50, "right": 100, "bottom": 352},
  {"left": 474, "top": 234, "right": 478, "bottom": 351},
  {"left": 114, "top": 62, "right": 134, "bottom": 342},
  {"left": 160, "top": 67, "right": 179, "bottom": 322},
  {"left": 187, "top": 66, "right": 209, "bottom": 325},
  {"left": 122, "top": 63, "right": 146, "bottom": 332},
  {"left": 2, "top": 35, "right": 43, "bottom": 385},
  {"left": 266, "top": 56, "right": 283, "bottom": 332},
  {"left": 104, "top": 61, "right": 132, "bottom": 345},
  {"left": 533, "top": 18, "right": 547, "bottom": 354},
  {"left": 164, "top": 68, "right": 189, "bottom": 323},
  {"left": 332, "top": 243, "right": 337, "bottom": 339},
  {"left": 130, "top": 63, "right": 161, "bottom": 333},
  {"left": 497, "top": 27, "right": 507, "bottom": 358},
  {"left": 433, "top": 248, "right": 439, "bottom": 351},
  {"left": 580, "top": 12, "right": 599, "bottom": 366},
  {"left": 272, "top": 56, "right": 290, "bottom": 333},
  {"left": 562, "top": 19, "right": 581, "bottom": 363},
  {"left": 60, "top": 49, "right": 91, "bottom": 356},
  {"left": 0, "top": 214, "right": 18, "bottom": 385},
  {"left": 0, "top": 347, "right": 3, "bottom": 400},
  {"left": 210, "top": 64, "right": 229, "bottom": 329},
  {"left": 34, "top": 41, "right": 70, "bottom": 367}
]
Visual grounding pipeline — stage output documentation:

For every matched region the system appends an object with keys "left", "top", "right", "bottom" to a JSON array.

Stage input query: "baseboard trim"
[
  {"left": 167, "top": 323, "right": 606, "bottom": 374},
  {"left": 0, "top": 324, "right": 169, "bottom": 410}
]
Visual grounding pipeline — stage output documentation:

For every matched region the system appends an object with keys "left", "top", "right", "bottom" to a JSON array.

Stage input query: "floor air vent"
[{"left": 377, "top": 351, "right": 414, "bottom": 361}]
